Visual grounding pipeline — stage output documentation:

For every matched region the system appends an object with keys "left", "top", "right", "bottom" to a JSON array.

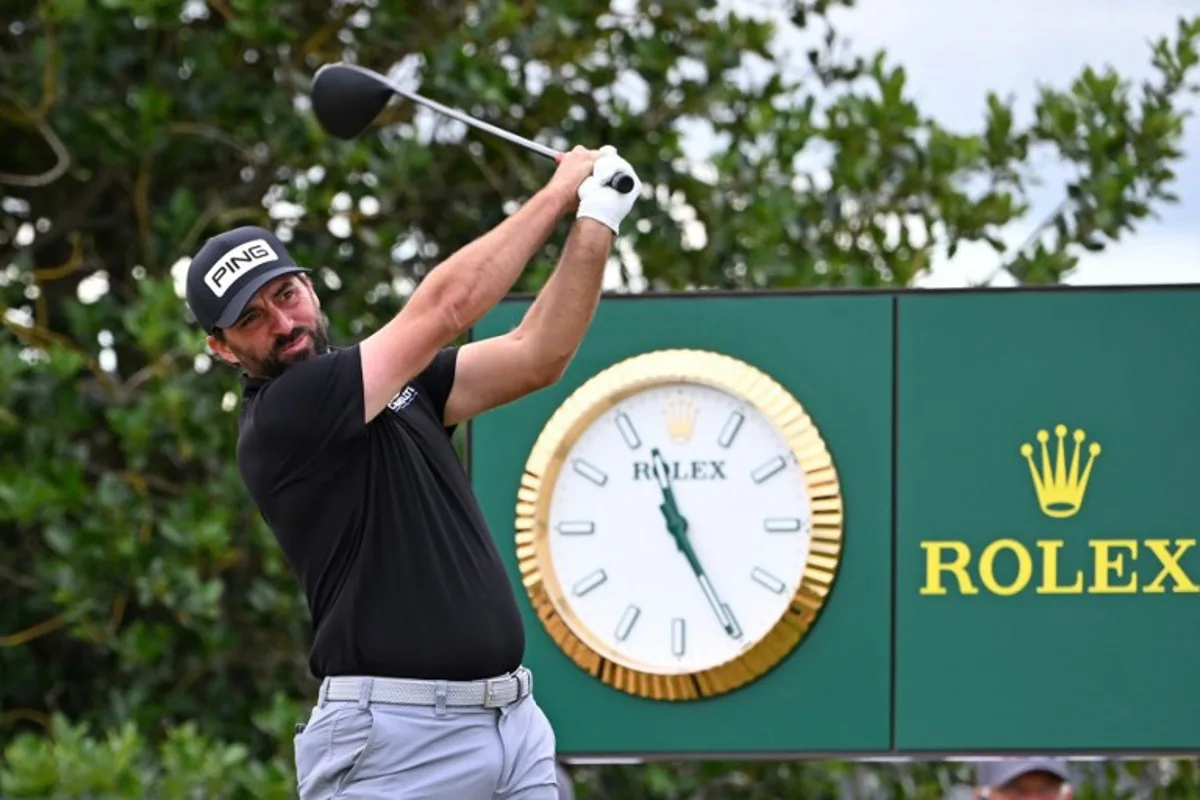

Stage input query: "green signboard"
[
  {"left": 894, "top": 289, "right": 1200, "bottom": 752},
  {"left": 468, "top": 286, "right": 1200, "bottom": 758}
]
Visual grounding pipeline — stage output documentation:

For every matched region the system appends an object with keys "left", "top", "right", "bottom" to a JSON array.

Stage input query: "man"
[
  {"left": 974, "top": 757, "right": 1073, "bottom": 799},
  {"left": 184, "top": 145, "right": 641, "bottom": 799}
]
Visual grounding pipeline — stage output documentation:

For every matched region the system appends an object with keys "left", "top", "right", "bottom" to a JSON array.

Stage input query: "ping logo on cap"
[{"left": 204, "top": 238, "right": 278, "bottom": 297}]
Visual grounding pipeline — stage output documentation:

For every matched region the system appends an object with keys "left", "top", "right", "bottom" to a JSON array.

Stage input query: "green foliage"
[
  {"left": 1, "top": 714, "right": 294, "bottom": 799},
  {"left": 2, "top": 0, "right": 1199, "bottom": 795},
  {"left": 565, "top": 758, "right": 1200, "bottom": 799}
]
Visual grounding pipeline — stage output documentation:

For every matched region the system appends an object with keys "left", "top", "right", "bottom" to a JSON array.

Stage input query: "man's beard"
[{"left": 253, "top": 315, "right": 332, "bottom": 379}]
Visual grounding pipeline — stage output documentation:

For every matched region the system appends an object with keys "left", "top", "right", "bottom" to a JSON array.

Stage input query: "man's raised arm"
[
  {"left": 358, "top": 147, "right": 600, "bottom": 423},
  {"left": 441, "top": 148, "right": 643, "bottom": 426}
]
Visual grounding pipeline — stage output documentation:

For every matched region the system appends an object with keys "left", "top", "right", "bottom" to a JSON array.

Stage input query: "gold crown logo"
[
  {"left": 1019, "top": 424, "right": 1101, "bottom": 519},
  {"left": 663, "top": 397, "right": 699, "bottom": 443}
]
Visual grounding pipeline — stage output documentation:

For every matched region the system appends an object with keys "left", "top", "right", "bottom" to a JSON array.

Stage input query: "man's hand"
[
  {"left": 576, "top": 146, "right": 642, "bottom": 234},
  {"left": 546, "top": 146, "right": 603, "bottom": 211}
]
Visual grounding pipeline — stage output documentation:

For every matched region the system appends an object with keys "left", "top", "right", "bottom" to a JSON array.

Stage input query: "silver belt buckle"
[{"left": 482, "top": 676, "right": 507, "bottom": 708}]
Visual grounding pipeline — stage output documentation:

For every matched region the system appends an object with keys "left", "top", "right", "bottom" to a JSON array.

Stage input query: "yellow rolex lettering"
[
  {"left": 1089, "top": 539, "right": 1138, "bottom": 594},
  {"left": 918, "top": 536, "right": 1200, "bottom": 597},
  {"left": 978, "top": 539, "right": 1033, "bottom": 596},
  {"left": 920, "top": 541, "right": 978, "bottom": 595},
  {"left": 1143, "top": 539, "right": 1200, "bottom": 594},
  {"left": 1035, "top": 540, "right": 1084, "bottom": 594}
]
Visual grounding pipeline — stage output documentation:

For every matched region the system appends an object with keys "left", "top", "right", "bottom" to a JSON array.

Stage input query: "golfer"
[{"left": 184, "top": 146, "right": 641, "bottom": 799}]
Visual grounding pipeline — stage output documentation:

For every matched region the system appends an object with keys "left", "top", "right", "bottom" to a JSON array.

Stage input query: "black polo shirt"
[{"left": 234, "top": 344, "right": 525, "bottom": 682}]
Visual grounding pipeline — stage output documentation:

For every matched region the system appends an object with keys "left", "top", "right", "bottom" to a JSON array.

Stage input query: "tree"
[{"left": 2, "top": 0, "right": 1198, "bottom": 796}]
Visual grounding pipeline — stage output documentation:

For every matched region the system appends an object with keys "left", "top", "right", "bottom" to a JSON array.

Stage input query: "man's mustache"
[{"left": 273, "top": 328, "right": 311, "bottom": 355}]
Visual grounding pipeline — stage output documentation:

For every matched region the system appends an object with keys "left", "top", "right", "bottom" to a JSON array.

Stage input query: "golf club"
[{"left": 310, "top": 62, "right": 636, "bottom": 194}]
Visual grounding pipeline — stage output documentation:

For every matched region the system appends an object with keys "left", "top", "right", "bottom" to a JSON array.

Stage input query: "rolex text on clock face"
[{"left": 546, "top": 381, "right": 814, "bottom": 676}]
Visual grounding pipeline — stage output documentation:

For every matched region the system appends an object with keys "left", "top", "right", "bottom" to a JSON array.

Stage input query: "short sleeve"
[
  {"left": 413, "top": 346, "right": 459, "bottom": 429},
  {"left": 245, "top": 345, "right": 366, "bottom": 457}
]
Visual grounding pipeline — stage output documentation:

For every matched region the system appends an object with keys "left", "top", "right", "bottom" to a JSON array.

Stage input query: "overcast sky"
[
  {"left": 155, "top": 0, "right": 1199, "bottom": 301},
  {"left": 711, "top": 0, "right": 1200, "bottom": 288}
]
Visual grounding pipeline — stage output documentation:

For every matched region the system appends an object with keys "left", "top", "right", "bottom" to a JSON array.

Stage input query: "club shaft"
[
  {"left": 332, "top": 64, "right": 635, "bottom": 194},
  {"left": 373, "top": 70, "right": 560, "bottom": 161}
]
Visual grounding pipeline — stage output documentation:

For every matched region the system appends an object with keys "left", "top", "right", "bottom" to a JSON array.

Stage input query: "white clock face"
[{"left": 544, "top": 381, "right": 815, "bottom": 676}]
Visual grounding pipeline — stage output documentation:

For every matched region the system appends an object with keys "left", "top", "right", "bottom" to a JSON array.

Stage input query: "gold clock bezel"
[{"left": 514, "top": 348, "right": 844, "bottom": 701}]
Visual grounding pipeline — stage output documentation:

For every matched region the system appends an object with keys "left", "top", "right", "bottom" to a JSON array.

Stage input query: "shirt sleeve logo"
[{"left": 387, "top": 386, "right": 418, "bottom": 412}]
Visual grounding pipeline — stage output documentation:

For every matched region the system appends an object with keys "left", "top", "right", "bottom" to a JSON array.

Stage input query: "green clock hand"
[{"left": 651, "top": 448, "right": 742, "bottom": 639}]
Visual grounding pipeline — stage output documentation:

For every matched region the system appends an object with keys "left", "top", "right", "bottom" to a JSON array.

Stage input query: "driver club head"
[{"left": 311, "top": 63, "right": 394, "bottom": 140}]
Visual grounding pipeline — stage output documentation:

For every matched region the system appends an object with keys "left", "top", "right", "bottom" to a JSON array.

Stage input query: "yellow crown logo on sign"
[
  {"left": 663, "top": 397, "right": 698, "bottom": 443},
  {"left": 1020, "top": 424, "right": 1101, "bottom": 519}
]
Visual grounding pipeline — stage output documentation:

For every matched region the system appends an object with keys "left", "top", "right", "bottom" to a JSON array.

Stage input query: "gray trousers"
[{"left": 293, "top": 678, "right": 559, "bottom": 799}]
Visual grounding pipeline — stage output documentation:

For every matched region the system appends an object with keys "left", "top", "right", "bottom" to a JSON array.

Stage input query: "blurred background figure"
[
  {"left": 974, "top": 757, "right": 1072, "bottom": 799},
  {"left": 556, "top": 762, "right": 575, "bottom": 800}
]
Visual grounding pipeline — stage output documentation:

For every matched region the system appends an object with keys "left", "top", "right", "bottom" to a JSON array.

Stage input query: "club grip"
[
  {"left": 553, "top": 152, "right": 637, "bottom": 194},
  {"left": 607, "top": 172, "right": 636, "bottom": 194}
]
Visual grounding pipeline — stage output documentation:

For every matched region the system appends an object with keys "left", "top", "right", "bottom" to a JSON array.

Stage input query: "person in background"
[
  {"left": 974, "top": 757, "right": 1072, "bottom": 799},
  {"left": 555, "top": 762, "right": 575, "bottom": 800}
]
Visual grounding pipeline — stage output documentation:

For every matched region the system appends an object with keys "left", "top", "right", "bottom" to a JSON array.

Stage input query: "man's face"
[
  {"left": 981, "top": 771, "right": 1070, "bottom": 800},
  {"left": 207, "top": 274, "right": 331, "bottom": 379}
]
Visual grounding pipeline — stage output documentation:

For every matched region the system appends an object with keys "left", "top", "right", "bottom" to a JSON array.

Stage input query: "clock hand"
[
  {"left": 651, "top": 448, "right": 743, "bottom": 640},
  {"left": 662, "top": 512, "right": 743, "bottom": 640}
]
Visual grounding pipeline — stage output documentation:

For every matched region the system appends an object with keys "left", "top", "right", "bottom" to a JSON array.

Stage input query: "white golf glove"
[{"left": 576, "top": 146, "right": 641, "bottom": 234}]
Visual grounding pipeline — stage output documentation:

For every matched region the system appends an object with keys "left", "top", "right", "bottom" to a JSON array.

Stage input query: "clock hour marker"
[
  {"left": 717, "top": 411, "right": 744, "bottom": 448},
  {"left": 764, "top": 517, "right": 804, "bottom": 533},
  {"left": 571, "top": 569, "right": 608, "bottom": 597},
  {"left": 571, "top": 459, "right": 608, "bottom": 486},
  {"left": 751, "top": 455, "right": 786, "bottom": 484},
  {"left": 751, "top": 567, "right": 787, "bottom": 594},
  {"left": 556, "top": 521, "right": 595, "bottom": 536},
  {"left": 615, "top": 604, "right": 640, "bottom": 641},
  {"left": 615, "top": 411, "right": 641, "bottom": 450},
  {"left": 671, "top": 618, "right": 686, "bottom": 657}
]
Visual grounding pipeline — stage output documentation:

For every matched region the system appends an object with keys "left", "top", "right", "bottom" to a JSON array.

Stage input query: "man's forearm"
[
  {"left": 424, "top": 184, "right": 574, "bottom": 333},
  {"left": 516, "top": 218, "right": 614, "bottom": 371}
]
